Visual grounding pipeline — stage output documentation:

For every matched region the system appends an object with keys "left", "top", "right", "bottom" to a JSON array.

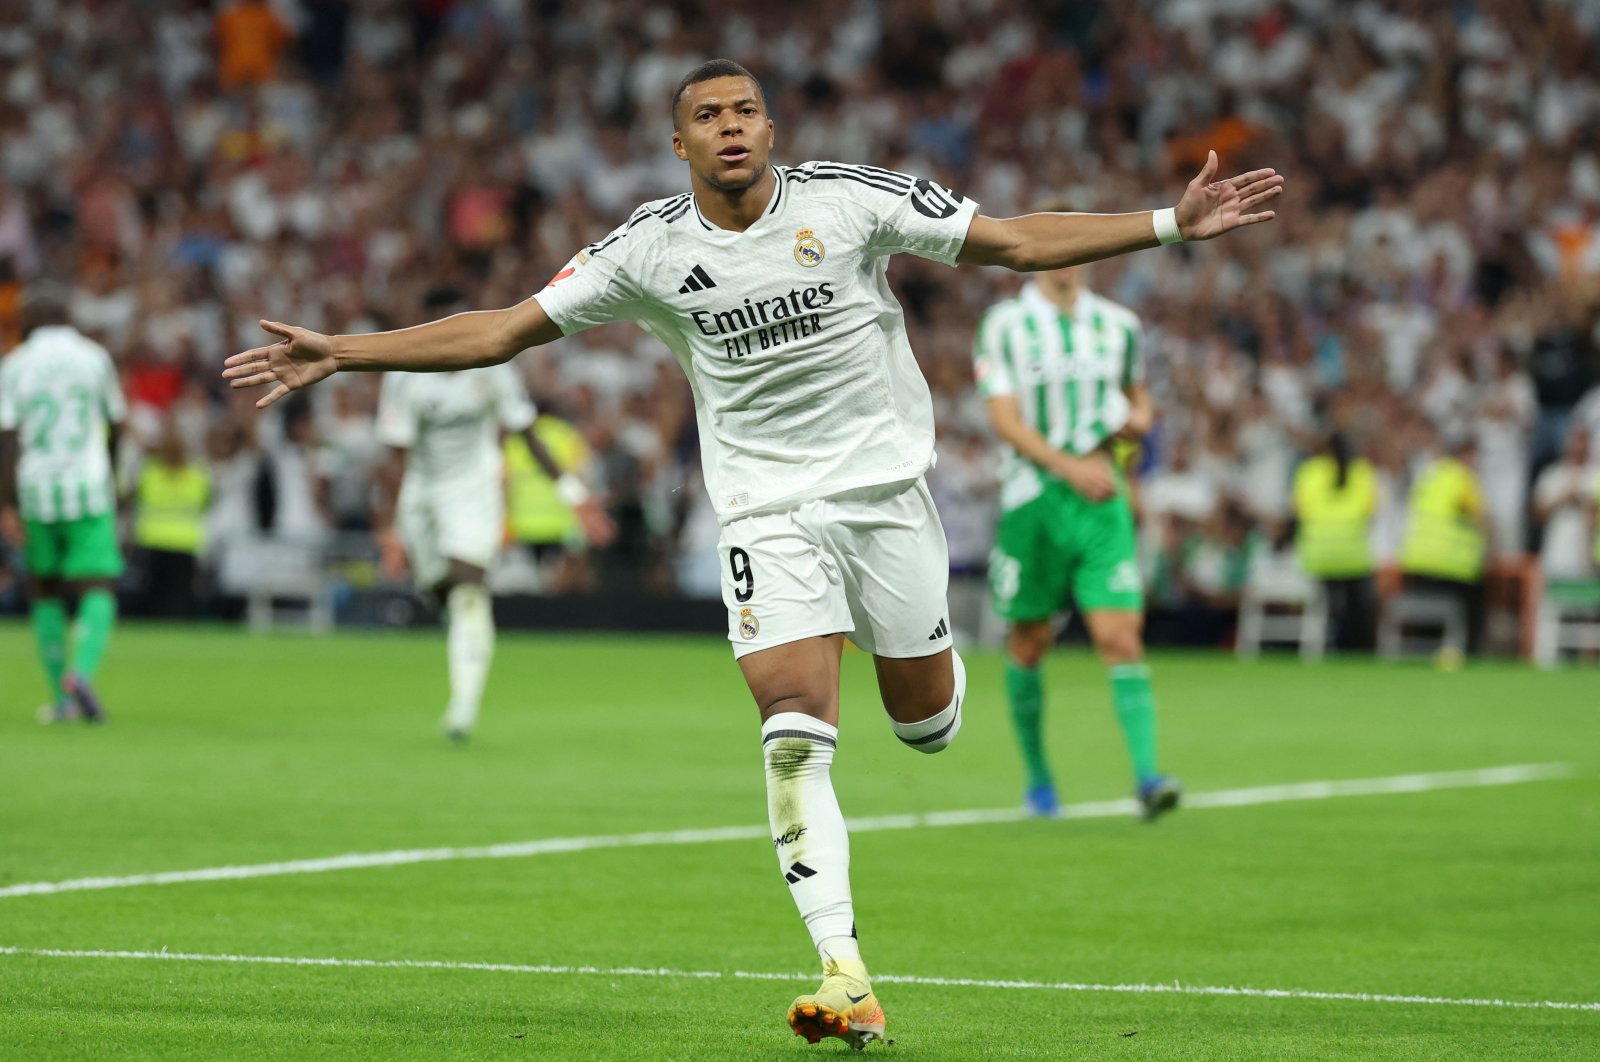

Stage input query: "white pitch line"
[
  {"left": 0, "top": 763, "right": 1571, "bottom": 901},
  {"left": 1, "top": 946, "right": 1595, "bottom": 1014}
]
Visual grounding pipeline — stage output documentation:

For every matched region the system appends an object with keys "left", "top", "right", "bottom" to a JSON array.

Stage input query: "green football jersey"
[
  {"left": 973, "top": 283, "right": 1143, "bottom": 510},
  {"left": 0, "top": 325, "right": 126, "bottom": 522}
]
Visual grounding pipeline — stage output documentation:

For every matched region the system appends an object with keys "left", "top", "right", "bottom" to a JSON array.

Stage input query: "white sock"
[
  {"left": 762, "top": 712, "right": 862, "bottom": 968},
  {"left": 445, "top": 583, "right": 494, "bottom": 732},
  {"left": 888, "top": 650, "right": 965, "bottom": 754}
]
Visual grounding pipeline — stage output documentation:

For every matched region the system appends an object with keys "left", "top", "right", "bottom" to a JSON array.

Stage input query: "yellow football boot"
[{"left": 787, "top": 958, "right": 885, "bottom": 1050}]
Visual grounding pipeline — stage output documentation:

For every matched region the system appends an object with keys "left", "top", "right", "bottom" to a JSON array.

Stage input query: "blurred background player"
[
  {"left": 1292, "top": 430, "right": 1380, "bottom": 650},
  {"left": 0, "top": 286, "right": 125, "bottom": 722},
  {"left": 373, "top": 288, "right": 613, "bottom": 740},
  {"left": 973, "top": 222, "right": 1179, "bottom": 821}
]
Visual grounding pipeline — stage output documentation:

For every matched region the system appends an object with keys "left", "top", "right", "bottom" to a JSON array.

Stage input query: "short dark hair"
[
  {"left": 20, "top": 282, "right": 70, "bottom": 335},
  {"left": 671, "top": 59, "right": 764, "bottom": 130}
]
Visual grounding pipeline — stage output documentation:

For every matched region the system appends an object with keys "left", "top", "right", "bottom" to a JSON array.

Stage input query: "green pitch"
[{"left": 0, "top": 623, "right": 1595, "bottom": 1059}]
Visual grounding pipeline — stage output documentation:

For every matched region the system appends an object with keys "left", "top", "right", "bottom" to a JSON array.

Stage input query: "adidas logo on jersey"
[{"left": 677, "top": 264, "right": 716, "bottom": 294}]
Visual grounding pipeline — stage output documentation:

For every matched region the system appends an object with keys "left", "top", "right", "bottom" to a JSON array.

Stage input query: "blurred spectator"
[
  {"left": 1400, "top": 437, "right": 1490, "bottom": 650},
  {"left": 0, "top": 0, "right": 1592, "bottom": 633},
  {"left": 1292, "top": 432, "right": 1379, "bottom": 650},
  {"left": 131, "top": 417, "right": 211, "bottom": 618},
  {"left": 1532, "top": 427, "right": 1598, "bottom": 582},
  {"left": 216, "top": 0, "right": 294, "bottom": 91}
]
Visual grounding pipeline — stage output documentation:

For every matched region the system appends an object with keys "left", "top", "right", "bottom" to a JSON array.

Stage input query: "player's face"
[{"left": 672, "top": 77, "right": 775, "bottom": 191}]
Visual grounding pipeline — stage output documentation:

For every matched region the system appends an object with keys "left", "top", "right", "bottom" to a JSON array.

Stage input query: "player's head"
[
  {"left": 19, "top": 282, "right": 70, "bottom": 336},
  {"left": 1032, "top": 195, "right": 1084, "bottom": 299},
  {"left": 670, "top": 59, "right": 774, "bottom": 192}
]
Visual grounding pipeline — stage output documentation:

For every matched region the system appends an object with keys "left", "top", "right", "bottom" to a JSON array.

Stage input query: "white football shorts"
[
  {"left": 718, "top": 477, "right": 954, "bottom": 659},
  {"left": 397, "top": 475, "right": 503, "bottom": 588}
]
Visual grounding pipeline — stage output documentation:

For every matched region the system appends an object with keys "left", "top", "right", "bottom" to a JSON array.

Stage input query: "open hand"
[
  {"left": 1175, "top": 150, "right": 1284, "bottom": 241},
  {"left": 223, "top": 321, "right": 338, "bottom": 409}
]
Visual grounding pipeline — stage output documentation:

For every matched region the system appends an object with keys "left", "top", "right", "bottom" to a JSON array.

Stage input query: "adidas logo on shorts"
[{"left": 928, "top": 617, "right": 948, "bottom": 640}]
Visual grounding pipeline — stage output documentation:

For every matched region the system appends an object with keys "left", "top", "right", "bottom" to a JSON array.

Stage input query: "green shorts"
[
  {"left": 24, "top": 512, "right": 125, "bottom": 581},
  {"left": 990, "top": 480, "right": 1142, "bottom": 620}
]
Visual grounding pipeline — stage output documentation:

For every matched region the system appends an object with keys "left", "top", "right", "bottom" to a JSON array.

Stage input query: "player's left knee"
[
  {"left": 1096, "top": 635, "right": 1144, "bottom": 667},
  {"left": 890, "top": 650, "right": 965, "bottom": 754}
]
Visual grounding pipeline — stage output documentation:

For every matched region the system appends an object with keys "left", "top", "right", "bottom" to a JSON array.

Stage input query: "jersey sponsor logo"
[
  {"left": 793, "top": 228, "right": 825, "bottom": 267},
  {"left": 689, "top": 283, "right": 837, "bottom": 359},
  {"left": 739, "top": 606, "right": 760, "bottom": 640},
  {"left": 677, "top": 264, "right": 716, "bottom": 294},
  {"left": 910, "top": 177, "right": 962, "bottom": 219}
]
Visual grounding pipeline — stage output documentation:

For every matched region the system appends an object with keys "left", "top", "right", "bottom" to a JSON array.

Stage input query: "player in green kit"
[
  {"left": 974, "top": 211, "right": 1178, "bottom": 820},
  {"left": 0, "top": 288, "right": 126, "bottom": 723}
]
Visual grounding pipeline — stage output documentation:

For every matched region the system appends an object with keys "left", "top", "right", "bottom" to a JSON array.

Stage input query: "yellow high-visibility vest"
[
  {"left": 504, "top": 416, "right": 589, "bottom": 545},
  {"left": 1400, "top": 457, "right": 1485, "bottom": 582},
  {"left": 135, "top": 461, "right": 211, "bottom": 555},
  {"left": 1293, "top": 455, "right": 1377, "bottom": 578}
]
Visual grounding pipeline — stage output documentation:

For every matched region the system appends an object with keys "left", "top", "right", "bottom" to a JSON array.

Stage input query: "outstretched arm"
[
  {"left": 224, "top": 295, "right": 564, "bottom": 410},
  {"left": 958, "top": 151, "right": 1283, "bottom": 271}
]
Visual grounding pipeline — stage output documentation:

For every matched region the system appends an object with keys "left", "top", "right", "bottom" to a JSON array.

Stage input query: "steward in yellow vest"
[
  {"left": 135, "top": 460, "right": 211, "bottom": 555},
  {"left": 503, "top": 415, "right": 592, "bottom": 548},
  {"left": 1292, "top": 432, "right": 1379, "bottom": 649},
  {"left": 1293, "top": 445, "right": 1377, "bottom": 579},
  {"left": 132, "top": 423, "right": 212, "bottom": 617},
  {"left": 1401, "top": 449, "right": 1486, "bottom": 584}
]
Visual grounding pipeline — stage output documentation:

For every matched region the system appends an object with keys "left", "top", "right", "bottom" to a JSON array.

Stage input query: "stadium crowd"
[{"left": 1, "top": 0, "right": 1598, "bottom": 634}]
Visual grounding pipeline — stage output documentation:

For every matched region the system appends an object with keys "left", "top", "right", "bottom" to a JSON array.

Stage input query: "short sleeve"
[
  {"left": 972, "top": 306, "right": 1014, "bottom": 398},
  {"left": 493, "top": 364, "right": 537, "bottom": 433},
  {"left": 531, "top": 237, "right": 644, "bottom": 336},
  {"left": 1122, "top": 319, "right": 1145, "bottom": 387},
  {"left": 374, "top": 375, "right": 416, "bottom": 448},
  {"left": 98, "top": 348, "right": 127, "bottom": 424},
  {"left": 825, "top": 164, "right": 977, "bottom": 265}
]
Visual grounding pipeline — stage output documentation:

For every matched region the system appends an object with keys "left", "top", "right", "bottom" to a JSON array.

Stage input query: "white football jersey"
[
  {"left": 533, "top": 162, "right": 978, "bottom": 522},
  {"left": 0, "top": 325, "right": 126, "bottom": 522},
  {"left": 375, "top": 364, "right": 536, "bottom": 488}
]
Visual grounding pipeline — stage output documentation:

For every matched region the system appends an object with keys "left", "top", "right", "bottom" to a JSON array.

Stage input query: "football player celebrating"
[
  {"left": 225, "top": 60, "right": 1283, "bottom": 1049},
  {"left": 372, "top": 289, "right": 613, "bottom": 741}
]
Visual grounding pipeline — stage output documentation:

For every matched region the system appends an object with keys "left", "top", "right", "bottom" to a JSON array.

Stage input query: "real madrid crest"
[
  {"left": 793, "top": 229, "right": 824, "bottom": 268},
  {"left": 739, "top": 607, "right": 760, "bottom": 640}
]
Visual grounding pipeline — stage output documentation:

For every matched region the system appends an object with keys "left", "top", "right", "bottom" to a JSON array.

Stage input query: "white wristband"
[
  {"left": 555, "top": 473, "right": 590, "bottom": 507},
  {"left": 1152, "top": 207, "right": 1183, "bottom": 245}
]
